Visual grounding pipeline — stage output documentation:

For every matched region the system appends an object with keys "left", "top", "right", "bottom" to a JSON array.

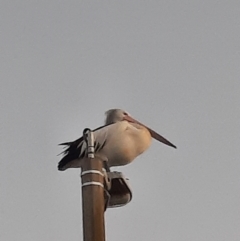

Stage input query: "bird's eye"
[{"left": 123, "top": 112, "right": 128, "bottom": 116}]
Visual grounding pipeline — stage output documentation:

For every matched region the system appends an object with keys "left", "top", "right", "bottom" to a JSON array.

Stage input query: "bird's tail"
[{"left": 58, "top": 137, "right": 83, "bottom": 171}]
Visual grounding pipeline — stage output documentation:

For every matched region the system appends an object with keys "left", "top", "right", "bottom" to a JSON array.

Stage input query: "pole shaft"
[{"left": 81, "top": 158, "right": 105, "bottom": 241}]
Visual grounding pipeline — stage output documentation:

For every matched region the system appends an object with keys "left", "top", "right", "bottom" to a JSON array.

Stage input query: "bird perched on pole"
[{"left": 58, "top": 109, "right": 176, "bottom": 171}]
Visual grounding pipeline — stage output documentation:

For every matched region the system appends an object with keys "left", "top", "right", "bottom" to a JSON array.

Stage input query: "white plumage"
[{"left": 58, "top": 109, "right": 176, "bottom": 171}]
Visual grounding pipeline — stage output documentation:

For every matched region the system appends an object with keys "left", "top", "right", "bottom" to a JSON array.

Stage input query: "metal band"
[
  {"left": 82, "top": 181, "right": 104, "bottom": 188},
  {"left": 83, "top": 128, "right": 95, "bottom": 159},
  {"left": 81, "top": 170, "right": 104, "bottom": 177}
]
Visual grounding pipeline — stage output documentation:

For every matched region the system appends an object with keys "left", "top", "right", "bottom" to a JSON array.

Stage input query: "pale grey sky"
[{"left": 1, "top": 1, "right": 240, "bottom": 241}]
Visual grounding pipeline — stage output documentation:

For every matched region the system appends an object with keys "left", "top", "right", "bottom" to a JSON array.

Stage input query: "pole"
[{"left": 81, "top": 129, "right": 105, "bottom": 241}]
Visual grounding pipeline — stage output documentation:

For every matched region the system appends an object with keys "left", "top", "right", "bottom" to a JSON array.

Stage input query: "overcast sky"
[{"left": 1, "top": 1, "right": 240, "bottom": 241}]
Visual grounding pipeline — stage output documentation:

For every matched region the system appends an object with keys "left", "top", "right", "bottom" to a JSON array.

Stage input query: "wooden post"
[{"left": 81, "top": 157, "right": 105, "bottom": 241}]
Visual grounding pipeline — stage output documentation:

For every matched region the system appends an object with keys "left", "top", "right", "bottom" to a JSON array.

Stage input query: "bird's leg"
[
  {"left": 102, "top": 160, "right": 111, "bottom": 211},
  {"left": 103, "top": 161, "right": 111, "bottom": 173},
  {"left": 102, "top": 160, "right": 111, "bottom": 191},
  {"left": 104, "top": 189, "right": 110, "bottom": 211}
]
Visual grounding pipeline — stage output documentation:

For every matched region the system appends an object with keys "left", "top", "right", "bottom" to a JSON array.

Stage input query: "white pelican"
[{"left": 58, "top": 109, "right": 176, "bottom": 171}]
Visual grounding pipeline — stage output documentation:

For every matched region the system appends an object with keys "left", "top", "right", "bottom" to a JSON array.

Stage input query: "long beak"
[{"left": 124, "top": 115, "right": 177, "bottom": 149}]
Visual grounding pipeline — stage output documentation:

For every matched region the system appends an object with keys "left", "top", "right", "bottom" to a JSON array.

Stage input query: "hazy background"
[{"left": 1, "top": 1, "right": 240, "bottom": 240}]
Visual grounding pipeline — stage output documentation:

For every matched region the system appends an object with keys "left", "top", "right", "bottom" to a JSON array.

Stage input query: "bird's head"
[
  {"left": 104, "top": 108, "right": 177, "bottom": 149},
  {"left": 105, "top": 109, "right": 129, "bottom": 124}
]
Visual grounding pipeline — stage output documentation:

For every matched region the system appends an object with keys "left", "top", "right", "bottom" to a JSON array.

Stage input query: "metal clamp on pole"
[
  {"left": 83, "top": 128, "right": 95, "bottom": 159},
  {"left": 82, "top": 128, "right": 104, "bottom": 188}
]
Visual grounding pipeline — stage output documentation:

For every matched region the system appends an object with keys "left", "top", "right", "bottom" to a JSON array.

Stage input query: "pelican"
[{"left": 58, "top": 109, "right": 176, "bottom": 171}]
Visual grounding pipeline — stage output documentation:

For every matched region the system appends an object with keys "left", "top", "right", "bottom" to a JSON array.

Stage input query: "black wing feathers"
[
  {"left": 58, "top": 136, "right": 84, "bottom": 170},
  {"left": 58, "top": 124, "right": 111, "bottom": 171}
]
